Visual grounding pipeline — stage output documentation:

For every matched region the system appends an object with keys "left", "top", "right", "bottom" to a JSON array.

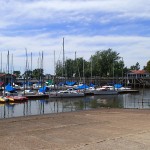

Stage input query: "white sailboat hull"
[
  {"left": 49, "top": 91, "right": 84, "bottom": 98},
  {"left": 94, "top": 90, "right": 118, "bottom": 95}
]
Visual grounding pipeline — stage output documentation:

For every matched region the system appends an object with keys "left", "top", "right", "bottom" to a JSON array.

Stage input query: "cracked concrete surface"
[{"left": 0, "top": 108, "right": 150, "bottom": 150}]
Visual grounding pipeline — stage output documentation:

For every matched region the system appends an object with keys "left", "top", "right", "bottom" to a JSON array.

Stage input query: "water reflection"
[{"left": 0, "top": 89, "right": 150, "bottom": 119}]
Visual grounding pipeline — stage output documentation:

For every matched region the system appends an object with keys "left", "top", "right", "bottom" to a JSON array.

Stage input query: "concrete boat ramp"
[{"left": 0, "top": 108, "right": 150, "bottom": 150}]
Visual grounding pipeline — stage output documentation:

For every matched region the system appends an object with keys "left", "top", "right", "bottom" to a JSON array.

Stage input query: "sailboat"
[
  {"left": 49, "top": 38, "right": 85, "bottom": 98},
  {"left": 0, "top": 96, "right": 9, "bottom": 103},
  {"left": 49, "top": 88, "right": 84, "bottom": 98},
  {"left": 94, "top": 85, "right": 118, "bottom": 95}
]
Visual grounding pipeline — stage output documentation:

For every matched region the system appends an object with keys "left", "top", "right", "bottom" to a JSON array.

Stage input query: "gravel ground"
[{"left": 0, "top": 108, "right": 150, "bottom": 150}]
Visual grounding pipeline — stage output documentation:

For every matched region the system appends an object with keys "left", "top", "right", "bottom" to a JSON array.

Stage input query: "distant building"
[
  {"left": 44, "top": 74, "right": 54, "bottom": 80},
  {"left": 0, "top": 73, "right": 17, "bottom": 85},
  {"left": 127, "top": 70, "right": 150, "bottom": 79}
]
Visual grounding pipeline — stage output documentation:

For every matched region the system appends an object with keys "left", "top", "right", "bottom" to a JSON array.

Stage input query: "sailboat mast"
[
  {"left": 62, "top": 37, "right": 65, "bottom": 77},
  {"left": 11, "top": 53, "right": 13, "bottom": 74},
  {"left": 83, "top": 58, "right": 85, "bottom": 84},
  {"left": 54, "top": 50, "right": 56, "bottom": 76},
  {"left": 25, "top": 49, "right": 28, "bottom": 72},
  {"left": 31, "top": 52, "right": 32, "bottom": 72},
  {"left": 41, "top": 51, "right": 43, "bottom": 71},
  {"left": 41, "top": 51, "right": 44, "bottom": 87},
  {"left": 91, "top": 58, "right": 92, "bottom": 83},
  {"left": 7, "top": 50, "right": 9, "bottom": 74},
  {"left": 1, "top": 53, "right": 2, "bottom": 73},
  {"left": 25, "top": 49, "right": 28, "bottom": 91}
]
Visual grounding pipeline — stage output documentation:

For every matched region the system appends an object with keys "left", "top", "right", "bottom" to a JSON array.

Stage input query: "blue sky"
[{"left": 0, "top": 0, "right": 150, "bottom": 74}]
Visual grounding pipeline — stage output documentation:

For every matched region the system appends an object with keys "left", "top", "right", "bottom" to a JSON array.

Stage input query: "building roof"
[
  {"left": 0, "top": 74, "right": 5, "bottom": 77},
  {"left": 0, "top": 82, "right": 4, "bottom": 86},
  {"left": 0, "top": 73, "right": 16, "bottom": 77},
  {"left": 129, "top": 70, "right": 149, "bottom": 74}
]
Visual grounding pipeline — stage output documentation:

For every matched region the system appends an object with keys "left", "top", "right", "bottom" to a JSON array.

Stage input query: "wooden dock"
[
  {"left": 118, "top": 89, "right": 139, "bottom": 94},
  {"left": 26, "top": 94, "right": 49, "bottom": 99}
]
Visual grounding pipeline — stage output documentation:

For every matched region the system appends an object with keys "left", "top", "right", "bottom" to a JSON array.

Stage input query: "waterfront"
[{"left": 0, "top": 88, "right": 150, "bottom": 119}]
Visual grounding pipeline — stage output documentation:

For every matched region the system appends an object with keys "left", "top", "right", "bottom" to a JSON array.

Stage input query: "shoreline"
[{"left": 0, "top": 108, "right": 150, "bottom": 150}]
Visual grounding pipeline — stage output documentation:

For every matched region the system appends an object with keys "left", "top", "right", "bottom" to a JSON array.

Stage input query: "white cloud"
[
  {"left": 0, "top": 0, "right": 150, "bottom": 28},
  {"left": 0, "top": 0, "right": 150, "bottom": 74},
  {"left": 1, "top": 34, "right": 150, "bottom": 74}
]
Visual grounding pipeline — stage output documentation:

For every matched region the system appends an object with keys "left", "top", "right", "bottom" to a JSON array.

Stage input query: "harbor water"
[{"left": 0, "top": 88, "right": 150, "bottom": 119}]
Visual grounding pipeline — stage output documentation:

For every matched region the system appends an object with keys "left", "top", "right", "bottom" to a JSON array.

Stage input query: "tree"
[
  {"left": 75, "top": 57, "right": 85, "bottom": 78},
  {"left": 114, "top": 59, "right": 124, "bottom": 77},
  {"left": 23, "top": 70, "right": 32, "bottom": 79},
  {"left": 55, "top": 60, "right": 63, "bottom": 76},
  {"left": 55, "top": 48, "right": 125, "bottom": 78},
  {"left": 90, "top": 52, "right": 101, "bottom": 76},
  {"left": 65, "top": 59, "right": 74, "bottom": 77},
  {"left": 130, "top": 62, "right": 140, "bottom": 70},
  {"left": 13, "top": 71, "right": 21, "bottom": 78},
  {"left": 91, "top": 49, "right": 121, "bottom": 77},
  {"left": 32, "top": 68, "right": 44, "bottom": 80},
  {"left": 145, "top": 60, "right": 150, "bottom": 73}
]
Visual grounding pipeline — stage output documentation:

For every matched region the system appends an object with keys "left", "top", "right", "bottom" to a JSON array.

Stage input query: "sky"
[{"left": 0, "top": 0, "right": 150, "bottom": 75}]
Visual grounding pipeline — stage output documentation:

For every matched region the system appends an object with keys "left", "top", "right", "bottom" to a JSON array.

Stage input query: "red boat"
[{"left": 6, "top": 96, "right": 28, "bottom": 102}]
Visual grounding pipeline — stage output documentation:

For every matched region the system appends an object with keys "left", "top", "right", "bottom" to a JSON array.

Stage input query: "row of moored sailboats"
[{"left": 0, "top": 83, "right": 134, "bottom": 103}]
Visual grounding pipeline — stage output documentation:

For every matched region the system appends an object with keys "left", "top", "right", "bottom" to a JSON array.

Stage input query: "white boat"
[
  {"left": 21, "top": 89, "right": 36, "bottom": 95},
  {"left": 12, "top": 83, "right": 21, "bottom": 90},
  {"left": 84, "top": 87, "right": 95, "bottom": 95},
  {"left": 115, "top": 87, "right": 131, "bottom": 91},
  {"left": 32, "top": 84, "right": 42, "bottom": 90},
  {"left": 94, "top": 86, "right": 118, "bottom": 95},
  {"left": 4, "top": 91, "right": 18, "bottom": 96},
  {"left": 101, "top": 85, "right": 115, "bottom": 90},
  {"left": 46, "top": 84, "right": 58, "bottom": 90},
  {"left": 49, "top": 90, "right": 84, "bottom": 98}
]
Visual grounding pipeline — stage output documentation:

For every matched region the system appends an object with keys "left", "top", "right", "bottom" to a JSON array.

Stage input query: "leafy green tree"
[
  {"left": 32, "top": 68, "right": 44, "bottom": 80},
  {"left": 136, "top": 62, "right": 140, "bottom": 70},
  {"left": 90, "top": 53, "right": 101, "bottom": 76},
  {"left": 130, "top": 62, "right": 140, "bottom": 70},
  {"left": 123, "top": 67, "right": 130, "bottom": 76},
  {"left": 55, "top": 48, "right": 125, "bottom": 78},
  {"left": 84, "top": 60, "right": 91, "bottom": 77},
  {"left": 65, "top": 59, "right": 75, "bottom": 77},
  {"left": 23, "top": 70, "right": 32, "bottom": 79},
  {"left": 55, "top": 60, "right": 63, "bottom": 76},
  {"left": 13, "top": 71, "right": 21, "bottom": 78},
  {"left": 145, "top": 60, "right": 150, "bottom": 73},
  {"left": 73, "top": 57, "right": 84, "bottom": 78},
  {"left": 91, "top": 49, "right": 121, "bottom": 77},
  {"left": 114, "top": 59, "right": 124, "bottom": 77}
]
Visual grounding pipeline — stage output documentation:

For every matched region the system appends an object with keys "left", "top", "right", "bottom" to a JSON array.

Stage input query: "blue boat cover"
[
  {"left": 76, "top": 84, "right": 89, "bottom": 90},
  {"left": 58, "top": 82, "right": 66, "bottom": 86},
  {"left": 114, "top": 84, "right": 122, "bottom": 88},
  {"left": 39, "top": 86, "right": 49, "bottom": 93},
  {"left": 89, "top": 83, "right": 95, "bottom": 87},
  {"left": 5, "top": 83, "right": 16, "bottom": 92},
  {"left": 65, "top": 81, "right": 76, "bottom": 86}
]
